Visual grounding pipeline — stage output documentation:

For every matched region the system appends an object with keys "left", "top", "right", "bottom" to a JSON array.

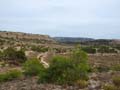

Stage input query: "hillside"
[{"left": 0, "top": 31, "right": 56, "bottom": 44}]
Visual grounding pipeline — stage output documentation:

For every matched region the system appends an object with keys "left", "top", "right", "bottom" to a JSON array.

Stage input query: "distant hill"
[
  {"left": 81, "top": 39, "right": 120, "bottom": 46},
  {"left": 53, "top": 37, "right": 94, "bottom": 44},
  {"left": 53, "top": 37, "right": 120, "bottom": 46}
]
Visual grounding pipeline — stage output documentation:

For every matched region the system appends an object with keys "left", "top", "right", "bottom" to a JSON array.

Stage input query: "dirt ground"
[{"left": 88, "top": 54, "right": 120, "bottom": 67}]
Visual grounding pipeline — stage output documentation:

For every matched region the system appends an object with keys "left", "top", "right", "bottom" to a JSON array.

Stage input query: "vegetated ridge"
[
  {"left": 53, "top": 37, "right": 120, "bottom": 46},
  {"left": 0, "top": 31, "right": 56, "bottom": 44}
]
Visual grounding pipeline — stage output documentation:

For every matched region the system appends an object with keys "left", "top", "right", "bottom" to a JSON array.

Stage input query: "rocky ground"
[
  {"left": 0, "top": 71, "right": 120, "bottom": 90},
  {"left": 88, "top": 54, "right": 120, "bottom": 67},
  {"left": 0, "top": 77, "right": 85, "bottom": 90}
]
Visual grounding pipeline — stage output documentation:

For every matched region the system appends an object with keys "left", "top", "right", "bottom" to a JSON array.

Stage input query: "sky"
[{"left": 0, "top": 0, "right": 120, "bottom": 39}]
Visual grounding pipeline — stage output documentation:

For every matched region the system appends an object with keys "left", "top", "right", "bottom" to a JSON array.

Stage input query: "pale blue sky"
[{"left": 0, "top": 0, "right": 120, "bottom": 39}]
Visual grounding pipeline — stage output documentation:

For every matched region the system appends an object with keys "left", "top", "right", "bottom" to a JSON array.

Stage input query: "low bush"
[
  {"left": 112, "top": 76, "right": 120, "bottom": 87},
  {"left": 0, "top": 62, "right": 6, "bottom": 67},
  {"left": 103, "top": 84, "right": 117, "bottom": 90},
  {"left": 71, "top": 46, "right": 90, "bottom": 80},
  {"left": 114, "top": 46, "right": 120, "bottom": 50},
  {"left": 39, "top": 56, "right": 76, "bottom": 84},
  {"left": 0, "top": 69, "right": 22, "bottom": 83},
  {"left": 96, "top": 66, "right": 110, "bottom": 72},
  {"left": 111, "top": 64, "right": 120, "bottom": 71},
  {"left": 76, "top": 80, "right": 88, "bottom": 89},
  {"left": 23, "top": 58, "right": 45, "bottom": 76},
  {"left": 15, "top": 50, "right": 27, "bottom": 63},
  {"left": 98, "top": 46, "right": 117, "bottom": 53},
  {"left": 1, "top": 47, "right": 27, "bottom": 64},
  {"left": 81, "top": 46, "right": 96, "bottom": 54},
  {"left": 39, "top": 46, "right": 89, "bottom": 85},
  {"left": 0, "top": 51, "right": 4, "bottom": 61},
  {"left": 6, "top": 69, "right": 23, "bottom": 80},
  {"left": 31, "top": 46, "right": 49, "bottom": 52},
  {"left": 0, "top": 73, "right": 7, "bottom": 82}
]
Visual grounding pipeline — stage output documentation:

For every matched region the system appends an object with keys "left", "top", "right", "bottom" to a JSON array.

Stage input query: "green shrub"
[
  {"left": 3, "top": 47, "right": 17, "bottom": 60},
  {"left": 112, "top": 76, "right": 120, "bottom": 87},
  {"left": 31, "top": 46, "right": 49, "bottom": 52},
  {"left": 103, "top": 84, "right": 117, "bottom": 90},
  {"left": 39, "top": 46, "right": 89, "bottom": 85},
  {"left": 96, "top": 66, "right": 110, "bottom": 72},
  {"left": 114, "top": 46, "right": 120, "bottom": 50},
  {"left": 15, "top": 50, "right": 27, "bottom": 63},
  {"left": 111, "top": 64, "right": 120, "bottom": 71},
  {"left": 23, "top": 58, "right": 45, "bottom": 76},
  {"left": 0, "top": 61, "right": 6, "bottom": 67},
  {"left": 0, "top": 69, "right": 22, "bottom": 83},
  {"left": 81, "top": 47, "right": 96, "bottom": 54},
  {"left": 2, "top": 47, "right": 27, "bottom": 64},
  {"left": 71, "top": 46, "right": 90, "bottom": 80},
  {"left": 0, "top": 73, "right": 7, "bottom": 82},
  {"left": 76, "top": 80, "right": 88, "bottom": 89},
  {"left": 0, "top": 51, "right": 3, "bottom": 61},
  {"left": 6, "top": 69, "right": 23, "bottom": 80},
  {"left": 98, "top": 46, "right": 117, "bottom": 53},
  {"left": 39, "top": 56, "right": 76, "bottom": 84}
]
